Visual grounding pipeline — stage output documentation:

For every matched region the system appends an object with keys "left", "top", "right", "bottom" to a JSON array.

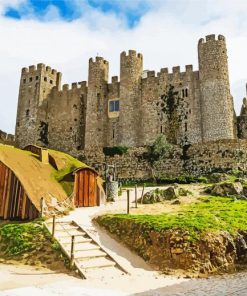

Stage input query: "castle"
[{"left": 15, "top": 34, "right": 247, "bottom": 155}]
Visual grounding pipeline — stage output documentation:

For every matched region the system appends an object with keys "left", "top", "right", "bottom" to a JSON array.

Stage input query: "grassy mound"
[
  {"left": 97, "top": 196, "right": 247, "bottom": 239},
  {"left": 0, "top": 220, "right": 69, "bottom": 271},
  {"left": 49, "top": 149, "right": 86, "bottom": 196}
]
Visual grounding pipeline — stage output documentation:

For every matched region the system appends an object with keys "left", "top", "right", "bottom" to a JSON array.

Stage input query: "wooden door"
[{"left": 75, "top": 169, "right": 98, "bottom": 207}]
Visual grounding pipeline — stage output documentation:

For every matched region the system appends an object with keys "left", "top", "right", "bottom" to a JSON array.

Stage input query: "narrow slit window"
[{"left": 185, "top": 88, "right": 188, "bottom": 97}]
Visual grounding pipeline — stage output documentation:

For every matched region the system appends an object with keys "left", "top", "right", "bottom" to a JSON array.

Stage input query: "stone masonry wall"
[
  {"left": 72, "top": 140, "right": 247, "bottom": 180},
  {"left": 47, "top": 82, "right": 87, "bottom": 153},
  {"left": 0, "top": 130, "right": 15, "bottom": 145},
  {"left": 15, "top": 34, "right": 239, "bottom": 154},
  {"left": 198, "top": 35, "right": 235, "bottom": 142}
]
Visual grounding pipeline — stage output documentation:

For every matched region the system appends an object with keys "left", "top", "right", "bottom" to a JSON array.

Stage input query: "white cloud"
[{"left": 0, "top": 0, "right": 247, "bottom": 133}]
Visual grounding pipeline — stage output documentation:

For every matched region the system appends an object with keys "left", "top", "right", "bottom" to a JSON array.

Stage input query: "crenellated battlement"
[
  {"left": 59, "top": 81, "right": 88, "bottom": 92},
  {"left": 121, "top": 50, "right": 143, "bottom": 60},
  {"left": 89, "top": 57, "right": 108, "bottom": 65},
  {"left": 21, "top": 63, "right": 59, "bottom": 75},
  {"left": 153, "top": 65, "right": 197, "bottom": 82},
  {"left": 198, "top": 34, "right": 226, "bottom": 45}
]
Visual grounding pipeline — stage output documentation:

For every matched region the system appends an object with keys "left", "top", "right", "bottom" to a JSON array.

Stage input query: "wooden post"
[
  {"left": 40, "top": 197, "right": 44, "bottom": 218},
  {"left": 52, "top": 215, "right": 56, "bottom": 238},
  {"left": 135, "top": 184, "right": 138, "bottom": 208},
  {"left": 127, "top": 190, "right": 130, "bottom": 214},
  {"left": 140, "top": 183, "right": 145, "bottom": 204},
  {"left": 70, "top": 235, "right": 75, "bottom": 269}
]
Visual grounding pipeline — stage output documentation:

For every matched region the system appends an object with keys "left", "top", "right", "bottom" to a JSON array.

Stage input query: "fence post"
[
  {"left": 40, "top": 197, "right": 44, "bottom": 218},
  {"left": 127, "top": 190, "right": 130, "bottom": 214},
  {"left": 70, "top": 235, "right": 75, "bottom": 269},
  {"left": 135, "top": 184, "right": 138, "bottom": 208},
  {"left": 52, "top": 215, "right": 56, "bottom": 238},
  {"left": 140, "top": 183, "right": 145, "bottom": 204}
]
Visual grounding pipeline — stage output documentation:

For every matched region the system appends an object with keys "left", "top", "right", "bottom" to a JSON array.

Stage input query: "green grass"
[
  {"left": 0, "top": 220, "right": 45, "bottom": 255},
  {"left": 49, "top": 150, "right": 86, "bottom": 195},
  {"left": 98, "top": 196, "right": 247, "bottom": 239}
]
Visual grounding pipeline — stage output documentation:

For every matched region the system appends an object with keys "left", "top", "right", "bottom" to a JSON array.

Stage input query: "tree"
[{"left": 145, "top": 135, "right": 173, "bottom": 181}]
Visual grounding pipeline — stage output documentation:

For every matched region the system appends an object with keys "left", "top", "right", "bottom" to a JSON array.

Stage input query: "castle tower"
[
  {"left": 198, "top": 34, "right": 235, "bottom": 142},
  {"left": 15, "top": 64, "right": 62, "bottom": 148},
  {"left": 118, "top": 50, "right": 143, "bottom": 146},
  {"left": 84, "top": 57, "right": 109, "bottom": 149}
]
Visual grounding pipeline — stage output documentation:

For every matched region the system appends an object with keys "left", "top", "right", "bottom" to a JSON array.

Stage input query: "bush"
[{"left": 103, "top": 146, "right": 129, "bottom": 157}]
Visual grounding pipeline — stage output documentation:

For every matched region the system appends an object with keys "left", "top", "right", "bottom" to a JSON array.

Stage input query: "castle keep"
[{"left": 16, "top": 34, "right": 242, "bottom": 155}]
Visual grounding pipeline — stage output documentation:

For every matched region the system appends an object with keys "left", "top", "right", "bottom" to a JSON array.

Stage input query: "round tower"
[
  {"left": 85, "top": 57, "right": 109, "bottom": 149},
  {"left": 119, "top": 50, "right": 143, "bottom": 146},
  {"left": 198, "top": 34, "right": 235, "bottom": 142}
]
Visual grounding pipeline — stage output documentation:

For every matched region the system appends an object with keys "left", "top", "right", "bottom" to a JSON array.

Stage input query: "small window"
[
  {"left": 36, "top": 76, "right": 39, "bottom": 80},
  {"left": 109, "top": 100, "right": 120, "bottom": 112},
  {"left": 185, "top": 88, "right": 188, "bottom": 97},
  {"left": 185, "top": 122, "right": 188, "bottom": 132},
  {"left": 182, "top": 89, "right": 185, "bottom": 98},
  {"left": 26, "top": 109, "right": 30, "bottom": 117},
  {"left": 50, "top": 80, "right": 53, "bottom": 84},
  {"left": 29, "top": 77, "right": 32, "bottom": 82},
  {"left": 23, "top": 78, "right": 26, "bottom": 84},
  {"left": 44, "top": 77, "right": 47, "bottom": 82}
]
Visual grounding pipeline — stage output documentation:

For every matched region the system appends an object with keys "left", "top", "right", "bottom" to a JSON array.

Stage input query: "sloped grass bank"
[
  {"left": 49, "top": 149, "right": 85, "bottom": 196},
  {"left": 0, "top": 220, "right": 69, "bottom": 272},
  {"left": 96, "top": 196, "right": 247, "bottom": 277}
]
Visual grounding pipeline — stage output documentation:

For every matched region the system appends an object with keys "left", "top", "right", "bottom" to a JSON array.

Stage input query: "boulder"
[
  {"left": 171, "top": 199, "right": 181, "bottom": 205},
  {"left": 162, "top": 186, "right": 178, "bottom": 200},
  {"left": 178, "top": 187, "right": 191, "bottom": 196},
  {"left": 208, "top": 173, "right": 229, "bottom": 183},
  {"left": 139, "top": 190, "right": 161, "bottom": 204},
  {"left": 138, "top": 187, "right": 178, "bottom": 204},
  {"left": 210, "top": 182, "right": 243, "bottom": 197}
]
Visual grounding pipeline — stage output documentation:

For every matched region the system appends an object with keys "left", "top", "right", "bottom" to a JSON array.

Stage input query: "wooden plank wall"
[
  {"left": 74, "top": 169, "right": 99, "bottom": 207},
  {"left": 0, "top": 161, "right": 39, "bottom": 220}
]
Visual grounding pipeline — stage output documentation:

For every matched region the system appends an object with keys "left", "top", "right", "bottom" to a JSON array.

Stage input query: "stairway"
[{"left": 45, "top": 220, "right": 128, "bottom": 279}]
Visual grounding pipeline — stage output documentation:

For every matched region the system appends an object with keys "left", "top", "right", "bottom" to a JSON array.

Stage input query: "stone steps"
[{"left": 46, "top": 219, "right": 128, "bottom": 279}]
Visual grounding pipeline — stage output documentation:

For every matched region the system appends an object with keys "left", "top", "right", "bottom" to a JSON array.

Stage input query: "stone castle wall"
[
  {"left": 0, "top": 130, "right": 15, "bottom": 145},
  {"left": 77, "top": 140, "right": 247, "bottom": 180},
  {"left": 15, "top": 64, "right": 61, "bottom": 148},
  {"left": 198, "top": 35, "right": 235, "bottom": 142},
  {"left": 15, "top": 34, "right": 246, "bottom": 157}
]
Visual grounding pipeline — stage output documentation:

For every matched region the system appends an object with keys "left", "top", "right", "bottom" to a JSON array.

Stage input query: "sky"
[{"left": 1, "top": 0, "right": 247, "bottom": 133}]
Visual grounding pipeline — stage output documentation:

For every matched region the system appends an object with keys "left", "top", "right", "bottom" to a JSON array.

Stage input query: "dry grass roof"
[{"left": 0, "top": 144, "right": 87, "bottom": 212}]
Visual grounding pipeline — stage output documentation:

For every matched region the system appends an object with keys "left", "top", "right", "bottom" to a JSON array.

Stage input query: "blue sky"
[
  {"left": 4, "top": 0, "right": 150, "bottom": 27},
  {"left": 1, "top": 0, "right": 247, "bottom": 133}
]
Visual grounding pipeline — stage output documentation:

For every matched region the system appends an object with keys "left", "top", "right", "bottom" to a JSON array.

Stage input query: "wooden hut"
[
  {"left": 73, "top": 167, "right": 105, "bottom": 207},
  {"left": 0, "top": 145, "right": 68, "bottom": 220},
  {"left": 0, "top": 161, "right": 38, "bottom": 220}
]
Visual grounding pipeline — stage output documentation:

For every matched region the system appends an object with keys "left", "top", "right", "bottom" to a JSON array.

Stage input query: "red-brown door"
[{"left": 75, "top": 170, "right": 98, "bottom": 207}]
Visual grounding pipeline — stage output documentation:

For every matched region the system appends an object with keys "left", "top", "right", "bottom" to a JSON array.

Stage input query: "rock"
[
  {"left": 209, "top": 182, "right": 243, "bottom": 197},
  {"left": 171, "top": 199, "right": 181, "bottom": 205},
  {"left": 139, "top": 190, "right": 161, "bottom": 204},
  {"left": 208, "top": 173, "right": 229, "bottom": 183},
  {"left": 171, "top": 248, "right": 184, "bottom": 254},
  {"left": 162, "top": 187, "right": 178, "bottom": 200},
  {"left": 138, "top": 187, "right": 178, "bottom": 203},
  {"left": 178, "top": 187, "right": 192, "bottom": 196}
]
